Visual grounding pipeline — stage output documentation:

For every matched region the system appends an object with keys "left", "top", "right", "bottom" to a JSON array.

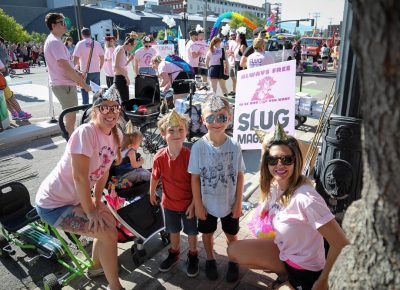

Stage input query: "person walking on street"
[
  {"left": 133, "top": 35, "right": 157, "bottom": 76},
  {"left": 226, "top": 30, "right": 240, "bottom": 96},
  {"left": 64, "top": 36, "right": 75, "bottom": 55},
  {"left": 112, "top": 37, "right": 136, "bottom": 103},
  {"left": 44, "top": 13, "right": 91, "bottom": 137},
  {"left": 240, "top": 27, "right": 265, "bottom": 69},
  {"left": 246, "top": 37, "right": 274, "bottom": 69},
  {"left": 73, "top": 27, "right": 104, "bottom": 104},
  {"left": 321, "top": 43, "right": 330, "bottom": 72},
  {"left": 205, "top": 37, "right": 229, "bottom": 96},
  {"left": 104, "top": 36, "right": 116, "bottom": 88}
]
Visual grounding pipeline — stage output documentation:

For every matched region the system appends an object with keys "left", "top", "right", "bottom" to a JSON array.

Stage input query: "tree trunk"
[{"left": 330, "top": 0, "right": 400, "bottom": 289}]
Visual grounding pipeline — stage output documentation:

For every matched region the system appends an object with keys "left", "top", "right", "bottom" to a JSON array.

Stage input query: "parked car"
[
  {"left": 265, "top": 38, "right": 294, "bottom": 63},
  {"left": 300, "top": 37, "right": 335, "bottom": 59}
]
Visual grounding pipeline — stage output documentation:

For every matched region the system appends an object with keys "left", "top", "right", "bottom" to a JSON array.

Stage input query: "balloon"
[{"left": 210, "top": 12, "right": 257, "bottom": 40}]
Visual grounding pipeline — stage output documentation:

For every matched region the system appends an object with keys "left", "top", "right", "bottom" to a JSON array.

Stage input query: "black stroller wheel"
[
  {"left": 131, "top": 245, "right": 146, "bottom": 266},
  {"left": 43, "top": 273, "right": 61, "bottom": 290},
  {"left": 0, "top": 235, "right": 10, "bottom": 258},
  {"left": 140, "top": 122, "right": 166, "bottom": 155}
]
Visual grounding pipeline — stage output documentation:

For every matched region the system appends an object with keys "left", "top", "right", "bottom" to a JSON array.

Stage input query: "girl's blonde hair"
[
  {"left": 151, "top": 55, "right": 163, "bottom": 65},
  {"left": 121, "top": 120, "right": 143, "bottom": 150},
  {"left": 209, "top": 36, "right": 221, "bottom": 53},
  {"left": 260, "top": 136, "right": 309, "bottom": 206}
]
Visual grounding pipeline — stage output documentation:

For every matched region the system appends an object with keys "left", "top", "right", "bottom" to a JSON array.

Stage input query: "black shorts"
[
  {"left": 208, "top": 65, "right": 222, "bottom": 79},
  {"left": 198, "top": 212, "right": 239, "bottom": 235},
  {"left": 284, "top": 262, "right": 322, "bottom": 290},
  {"left": 193, "top": 67, "right": 199, "bottom": 75},
  {"left": 198, "top": 68, "right": 208, "bottom": 76}
]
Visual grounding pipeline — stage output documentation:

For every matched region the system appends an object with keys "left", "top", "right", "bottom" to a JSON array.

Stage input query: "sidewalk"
[{"left": 62, "top": 174, "right": 279, "bottom": 290}]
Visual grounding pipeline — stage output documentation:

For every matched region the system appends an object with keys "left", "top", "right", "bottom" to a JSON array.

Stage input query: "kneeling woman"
[
  {"left": 227, "top": 124, "right": 349, "bottom": 290},
  {"left": 151, "top": 55, "right": 193, "bottom": 106},
  {"left": 35, "top": 88, "right": 124, "bottom": 290}
]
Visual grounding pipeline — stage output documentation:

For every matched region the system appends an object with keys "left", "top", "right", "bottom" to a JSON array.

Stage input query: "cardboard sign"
[
  {"left": 153, "top": 44, "right": 175, "bottom": 58},
  {"left": 233, "top": 60, "right": 296, "bottom": 150}
]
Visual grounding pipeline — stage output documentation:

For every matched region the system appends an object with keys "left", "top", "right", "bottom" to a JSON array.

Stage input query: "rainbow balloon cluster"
[
  {"left": 265, "top": 14, "right": 278, "bottom": 38},
  {"left": 210, "top": 12, "right": 257, "bottom": 40}
]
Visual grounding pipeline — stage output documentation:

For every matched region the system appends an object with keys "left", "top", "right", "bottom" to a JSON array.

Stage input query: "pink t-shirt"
[
  {"left": 134, "top": 46, "right": 157, "bottom": 69},
  {"left": 158, "top": 60, "right": 182, "bottom": 82},
  {"left": 44, "top": 33, "right": 75, "bottom": 86},
  {"left": 206, "top": 47, "right": 223, "bottom": 66},
  {"left": 112, "top": 45, "right": 128, "bottom": 75},
  {"left": 246, "top": 51, "right": 275, "bottom": 69},
  {"left": 72, "top": 38, "right": 104, "bottom": 73},
  {"left": 227, "top": 40, "right": 240, "bottom": 65},
  {"left": 103, "top": 46, "right": 115, "bottom": 77},
  {"left": 266, "top": 184, "right": 334, "bottom": 271},
  {"left": 35, "top": 123, "right": 120, "bottom": 209}
]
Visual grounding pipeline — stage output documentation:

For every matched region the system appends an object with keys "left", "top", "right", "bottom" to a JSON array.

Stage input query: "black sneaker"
[
  {"left": 226, "top": 261, "right": 239, "bottom": 282},
  {"left": 228, "top": 91, "right": 236, "bottom": 96},
  {"left": 159, "top": 249, "right": 179, "bottom": 272},
  {"left": 186, "top": 252, "right": 199, "bottom": 277},
  {"left": 205, "top": 259, "right": 219, "bottom": 280}
]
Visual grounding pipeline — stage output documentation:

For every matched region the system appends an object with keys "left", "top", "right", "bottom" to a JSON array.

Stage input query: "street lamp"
[{"left": 182, "top": 0, "right": 188, "bottom": 41}]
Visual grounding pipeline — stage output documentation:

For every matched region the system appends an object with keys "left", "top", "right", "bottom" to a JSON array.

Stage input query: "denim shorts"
[
  {"left": 36, "top": 204, "right": 75, "bottom": 227},
  {"left": 163, "top": 208, "right": 198, "bottom": 236}
]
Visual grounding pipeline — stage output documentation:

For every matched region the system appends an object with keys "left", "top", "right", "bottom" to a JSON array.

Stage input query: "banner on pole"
[
  {"left": 153, "top": 44, "right": 175, "bottom": 58},
  {"left": 233, "top": 60, "right": 296, "bottom": 150},
  {"left": 178, "top": 39, "right": 186, "bottom": 59}
]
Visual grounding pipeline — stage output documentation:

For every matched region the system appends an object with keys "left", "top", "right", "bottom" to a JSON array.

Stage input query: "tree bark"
[{"left": 330, "top": 0, "right": 400, "bottom": 289}]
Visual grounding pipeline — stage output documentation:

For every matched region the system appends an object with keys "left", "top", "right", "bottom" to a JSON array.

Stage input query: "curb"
[
  {"left": 0, "top": 121, "right": 60, "bottom": 149},
  {"left": 243, "top": 172, "right": 260, "bottom": 201}
]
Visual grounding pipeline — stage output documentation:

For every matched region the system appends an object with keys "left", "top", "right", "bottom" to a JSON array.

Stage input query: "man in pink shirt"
[
  {"left": 73, "top": 27, "right": 104, "bottom": 104},
  {"left": 44, "top": 13, "right": 91, "bottom": 136}
]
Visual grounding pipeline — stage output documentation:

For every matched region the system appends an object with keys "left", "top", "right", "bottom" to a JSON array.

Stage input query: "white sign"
[
  {"left": 153, "top": 44, "right": 174, "bottom": 58},
  {"left": 178, "top": 39, "right": 186, "bottom": 59},
  {"left": 233, "top": 60, "right": 296, "bottom": 150}
]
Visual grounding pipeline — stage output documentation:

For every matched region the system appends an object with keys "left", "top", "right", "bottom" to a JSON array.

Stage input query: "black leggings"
[
  {"left": 106, "top": 76, "right": 114, "bottom": 88},
  {"left": 114, "top": 75, "right": 129, "bottom": 102}
]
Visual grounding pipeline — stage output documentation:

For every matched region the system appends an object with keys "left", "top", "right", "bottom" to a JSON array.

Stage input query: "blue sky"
[{"left": 230, "top": 0, "right": 345, "bottom": 29}]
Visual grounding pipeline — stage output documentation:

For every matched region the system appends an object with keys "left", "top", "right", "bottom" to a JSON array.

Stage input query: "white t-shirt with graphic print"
[{"left": 188, "top": 135, "right": 245, "bottom": 217}]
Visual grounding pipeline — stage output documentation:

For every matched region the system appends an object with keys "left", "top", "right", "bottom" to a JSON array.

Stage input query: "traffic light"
[
  {"left": 296, "top": 20, "right": 300, "bottom": 27},
  {"left": 310, "top": 19, "right": 315, "bottom": 26}
]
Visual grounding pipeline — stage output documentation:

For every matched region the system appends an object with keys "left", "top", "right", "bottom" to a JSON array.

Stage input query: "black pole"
[{"left": 299, "top": 72, "right": 303, "bottom": 92}]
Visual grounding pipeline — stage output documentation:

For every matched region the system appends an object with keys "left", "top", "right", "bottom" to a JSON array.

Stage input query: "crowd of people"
[{"left": 2, "top": 12, "right": 349, "bottom": 290}]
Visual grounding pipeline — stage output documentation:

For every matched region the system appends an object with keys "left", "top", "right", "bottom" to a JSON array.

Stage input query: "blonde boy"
[
  {"left": 149, "top": 110, "right": 199, "bottom": 277},
  {"left": 188, "top": 96, "right": 245, "bottom": 282}
]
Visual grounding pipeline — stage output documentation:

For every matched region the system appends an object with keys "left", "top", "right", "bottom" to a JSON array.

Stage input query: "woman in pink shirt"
[
  {"left": 112, "top": 37, "right": 136, "bottom": 102},
  {"left": 227, "top": 126, "right": 349, "bottom": 290},
  {"left": 103, "top": 36, "right": 115, "bottom": 88},
  {"left": 133, "top": 35, "right": 157, "bottom": 76},
  {"left": 35, "top": 87, "right": 124, "bottom": 290},
  {"left": 205, "top": 36, "right": 228, "bottom": 96},
  {"left": 151, "top": 55, "right": 192, "bottom": 105}
]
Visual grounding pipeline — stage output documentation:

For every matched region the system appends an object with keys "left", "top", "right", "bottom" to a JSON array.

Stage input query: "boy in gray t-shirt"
[{"left": 188, "top": 95, "right": 245, "bottom": 283}]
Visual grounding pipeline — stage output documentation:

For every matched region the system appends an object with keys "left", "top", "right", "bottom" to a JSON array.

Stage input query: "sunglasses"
[
  {"left": 144, "top": 45, "right": 152, "bottom": 48},
  {"left": 96, "top": 105, "right": 122, "bottom": 114},
  {"left": 205, "top": 114, "right": 228, "bottom": 124},
  {"left": 55, "top": 20, "right": 66, "bottom": 26},
  {"left": 266, "top": 155, "right": 295, "bottom": 166}
]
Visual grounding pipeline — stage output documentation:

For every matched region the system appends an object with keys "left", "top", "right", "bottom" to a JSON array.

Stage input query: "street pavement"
[{"left": 0, "top": 64, "right": 334, "bottom": 289}]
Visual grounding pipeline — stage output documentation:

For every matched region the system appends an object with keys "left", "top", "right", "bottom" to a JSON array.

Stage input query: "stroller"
[
  {"left": 0, "top": 182, "right": 93, "bottom": 290},
  {"left": 58, "top": 78, "right": 169, "bottom": 266}
]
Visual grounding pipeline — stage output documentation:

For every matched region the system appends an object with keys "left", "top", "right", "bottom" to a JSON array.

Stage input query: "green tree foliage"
[
  {"left": 156, "top": 28, "right": 177, "bottom": 41},
  {"left": 229, "top": 12, "right": 265, "bottom": 39},
  {"left": 30, "top": 32, "right": 47, "bottom": 44},
  {"left": 0, "top": 8, "right": 30, "bottom": 43}
]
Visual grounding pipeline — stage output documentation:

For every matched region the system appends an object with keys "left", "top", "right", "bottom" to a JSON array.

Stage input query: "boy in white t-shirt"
[{"left": 188, "top": 95, "right": 245, "bottom": 283}]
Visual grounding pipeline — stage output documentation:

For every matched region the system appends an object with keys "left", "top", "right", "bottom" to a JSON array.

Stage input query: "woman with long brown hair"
[
  {"left": 205, "top": 36, "right": 228, "bottom": 96},
  {"left": 227, "top": 124, "right": 348, "bottom": 290}
]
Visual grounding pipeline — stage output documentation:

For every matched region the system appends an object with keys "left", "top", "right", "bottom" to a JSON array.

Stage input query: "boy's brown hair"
[{"left": 45, "top": 13, "right": 64, "bottom": 31}]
